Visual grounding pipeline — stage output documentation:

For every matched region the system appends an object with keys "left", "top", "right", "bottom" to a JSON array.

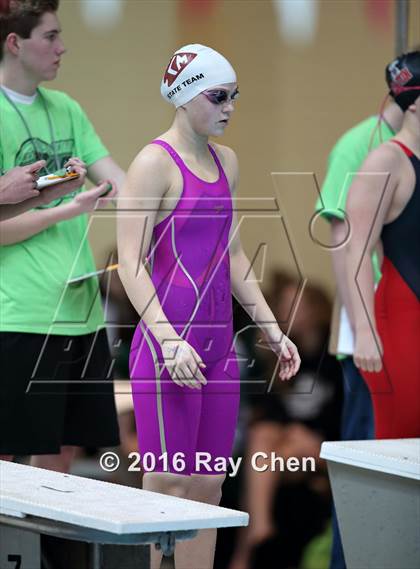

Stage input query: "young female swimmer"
[
  {"left": 117, "top": 44, "right": 301, "bottom": 569},
  {"left": 346, "top": 50, "right": 420, "bottom": 439}
]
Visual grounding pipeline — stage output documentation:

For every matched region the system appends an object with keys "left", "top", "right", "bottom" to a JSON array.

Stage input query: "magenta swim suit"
[{"left": 129, "top": 140, "right": 240, "bottom": 475}]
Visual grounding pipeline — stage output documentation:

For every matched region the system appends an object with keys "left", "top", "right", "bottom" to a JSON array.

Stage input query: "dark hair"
[
  {"left": 0, "top": 0, "right": 59, "bottom": 61},
  {"left": 386, "top": 50, "right": 420, "bottom": 111}
]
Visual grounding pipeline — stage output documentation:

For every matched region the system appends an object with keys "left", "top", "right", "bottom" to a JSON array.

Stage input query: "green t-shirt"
[
  {"left": 316, "top": 115, "right": 394, "bottom": 280},
  {"left": 0, "top": 88, "right": 109, "bottom": 335}
]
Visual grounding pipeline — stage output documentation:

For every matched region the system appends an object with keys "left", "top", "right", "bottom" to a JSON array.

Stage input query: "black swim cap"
[{"left": 386, "top": 50, "right": 420, "bottom": 111}]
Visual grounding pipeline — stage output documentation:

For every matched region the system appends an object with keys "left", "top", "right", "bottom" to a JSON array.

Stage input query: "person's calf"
[
  {"left": 248, "top": 422, "right": 284, "bottom": 450},
  {"left": 142, "top": 471, "right": 192, "bottom": 499},
  {"left": 30, "top": 446, "right": 76, "bottom": 473},
  {"left": 188, "top": 473, "right": 226, "bottom": 505}
]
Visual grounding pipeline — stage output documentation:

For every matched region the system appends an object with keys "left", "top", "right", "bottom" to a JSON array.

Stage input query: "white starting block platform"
[
  {"left": 0, "top": 460, "right": 248, "bottom": 569},
  {"left": 321, "top": 438, "right": 420, "bottom": 569}
]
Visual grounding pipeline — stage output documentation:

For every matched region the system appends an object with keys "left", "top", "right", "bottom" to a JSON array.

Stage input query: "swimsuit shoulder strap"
[
  {"left": 390, "top": 139, "right": 415, "bottom": 158},
  {"left": 151, "top": 139, "right": 187, "bottom": 172},
  {"left": 208, "top": 144, "right": 228, "bottom": 182}
]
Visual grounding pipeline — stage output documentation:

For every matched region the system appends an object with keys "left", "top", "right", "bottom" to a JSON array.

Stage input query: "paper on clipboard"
[
  {"left": 336, "top": 281, "right": 379, "bottom": 356},
  {"left": 37, "top": 170, "right": 79, "bottom": 190},
  {"left": 337, "top": 305, "right": 354, "bottom": 355}
]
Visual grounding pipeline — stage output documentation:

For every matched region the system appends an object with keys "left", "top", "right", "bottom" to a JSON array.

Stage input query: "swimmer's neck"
[
  {"left": 0, "top": 65, "right": 40, "bottom": 97},
  {"left": 163, "top": 114, "right": 212, "bottom": 159},
  {"left": 382, "top": 101, "right": 404, "bottom": 133},
  {"left": 397, "top": 117, "right": 420, "bottom": 157}
]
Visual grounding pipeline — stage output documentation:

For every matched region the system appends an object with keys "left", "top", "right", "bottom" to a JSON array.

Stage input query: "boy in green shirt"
[{"left": 0, "top": 0, "right": 125, "bottom": 471}]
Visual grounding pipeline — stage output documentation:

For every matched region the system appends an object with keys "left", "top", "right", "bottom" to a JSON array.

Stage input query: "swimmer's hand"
[
  {"left": 257, "top": 326, "right": 301, "bottom": 381},
  {"left": 353, "top": 328, "right": 383, "bottom": 372},
  {"left": 161, "top": 339, "right": 207, "bottom": 390}
]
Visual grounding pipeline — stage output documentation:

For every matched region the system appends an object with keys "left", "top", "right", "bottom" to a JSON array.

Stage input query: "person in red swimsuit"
[{"left": 345, "top": 50, "right": 420, "bottom": 439}]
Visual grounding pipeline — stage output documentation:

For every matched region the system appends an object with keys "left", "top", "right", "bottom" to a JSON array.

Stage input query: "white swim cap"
[{"left": 161, "top": 44, "right": 237, "bottom": 108}]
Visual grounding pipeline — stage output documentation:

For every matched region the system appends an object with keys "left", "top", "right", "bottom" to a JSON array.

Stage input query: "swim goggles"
[
  {"left": 390, "top": 84, "right": 420, "bottom": 96},
  {"left": 202, "top": 88, "right": 240, "bottom": 105}
]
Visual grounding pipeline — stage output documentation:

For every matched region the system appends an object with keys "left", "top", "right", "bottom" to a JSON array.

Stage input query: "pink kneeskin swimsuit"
[{"left": 129, "top": 140, "right": 240, "bottom": 475}]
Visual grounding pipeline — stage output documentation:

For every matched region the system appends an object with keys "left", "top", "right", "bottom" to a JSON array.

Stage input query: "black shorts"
[{"left": 0, "top": 329, "right": 120, "bottom": 455}]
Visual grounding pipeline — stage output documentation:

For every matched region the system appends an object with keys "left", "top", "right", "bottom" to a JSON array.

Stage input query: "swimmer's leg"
[
  {"left": 142, "top": 471, "right": 192, "bottom": 569},
  {"left": 130, "top": 324, "right": 202, "bottom": 474},
  {"left": 172, "top": 352, "right": 240, "bottom": 569},
  {"left": 131, "top": 325, "right": 207, "bottom": 567},
  {"left": 175, "top": 473, "right": 227, "bottom": 569},
  {"left": 194, "top": 351, "right": 240, "bottom": 473}
]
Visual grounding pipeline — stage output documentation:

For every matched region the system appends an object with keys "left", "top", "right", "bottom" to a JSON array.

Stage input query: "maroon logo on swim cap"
[
  {"left": 393, "top": 67, "right": 413, "bottom": 86},
  {"left": 163, "top": 52, "right": 197, "bottom": 87},
  {"left": 389, "top": 60, "right": 413, "bottom": 87},
  {"left": 391, "top": 67, "right": 414, "bottom": 95}
]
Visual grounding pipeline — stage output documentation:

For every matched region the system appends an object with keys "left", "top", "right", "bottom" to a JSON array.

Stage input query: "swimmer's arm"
[
  {"left": 117, "top": 147, "right": 179, "bottom": 344},
  {"left": 331, "top": 219, "right": 383, "bottom": 332},
  {"left": 223, "top": 147, "right": 281, "bottom": 335},
  {"left": 321, "top": 147, "right": 368, "bottom": 329},
  {"left": 229, "top": 215, "right": 280, "bottom": 333},
  {"left": 326, "top": 149, "right": 381, "bottom": 330},
  {"left": 330, "top": 218, "right": 356, "bottom": 325},
  {"left": 220, "top": 146, "right": 299, "bottom": 377},
  {"left": 345, "top": 146, "right": 398, "bottom": 339}
]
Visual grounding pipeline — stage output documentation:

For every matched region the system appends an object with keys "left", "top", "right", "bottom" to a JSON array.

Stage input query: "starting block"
[
  {"left": 0, "top": 460, "right": 248, "bottom": 568},
  {"left": 321, "top": 438, "right": 420, "bottom": 569}
]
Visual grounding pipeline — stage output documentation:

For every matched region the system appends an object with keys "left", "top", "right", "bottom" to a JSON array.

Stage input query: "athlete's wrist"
[
  {"left": 259, "top": 322, "right": 284, "bottom": 343},
  {"left": 355, "top": 323, "right": 378, "bottom": 337},
  {"left": 152, "top": 323, "right": 181, "bottom": 345}
]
